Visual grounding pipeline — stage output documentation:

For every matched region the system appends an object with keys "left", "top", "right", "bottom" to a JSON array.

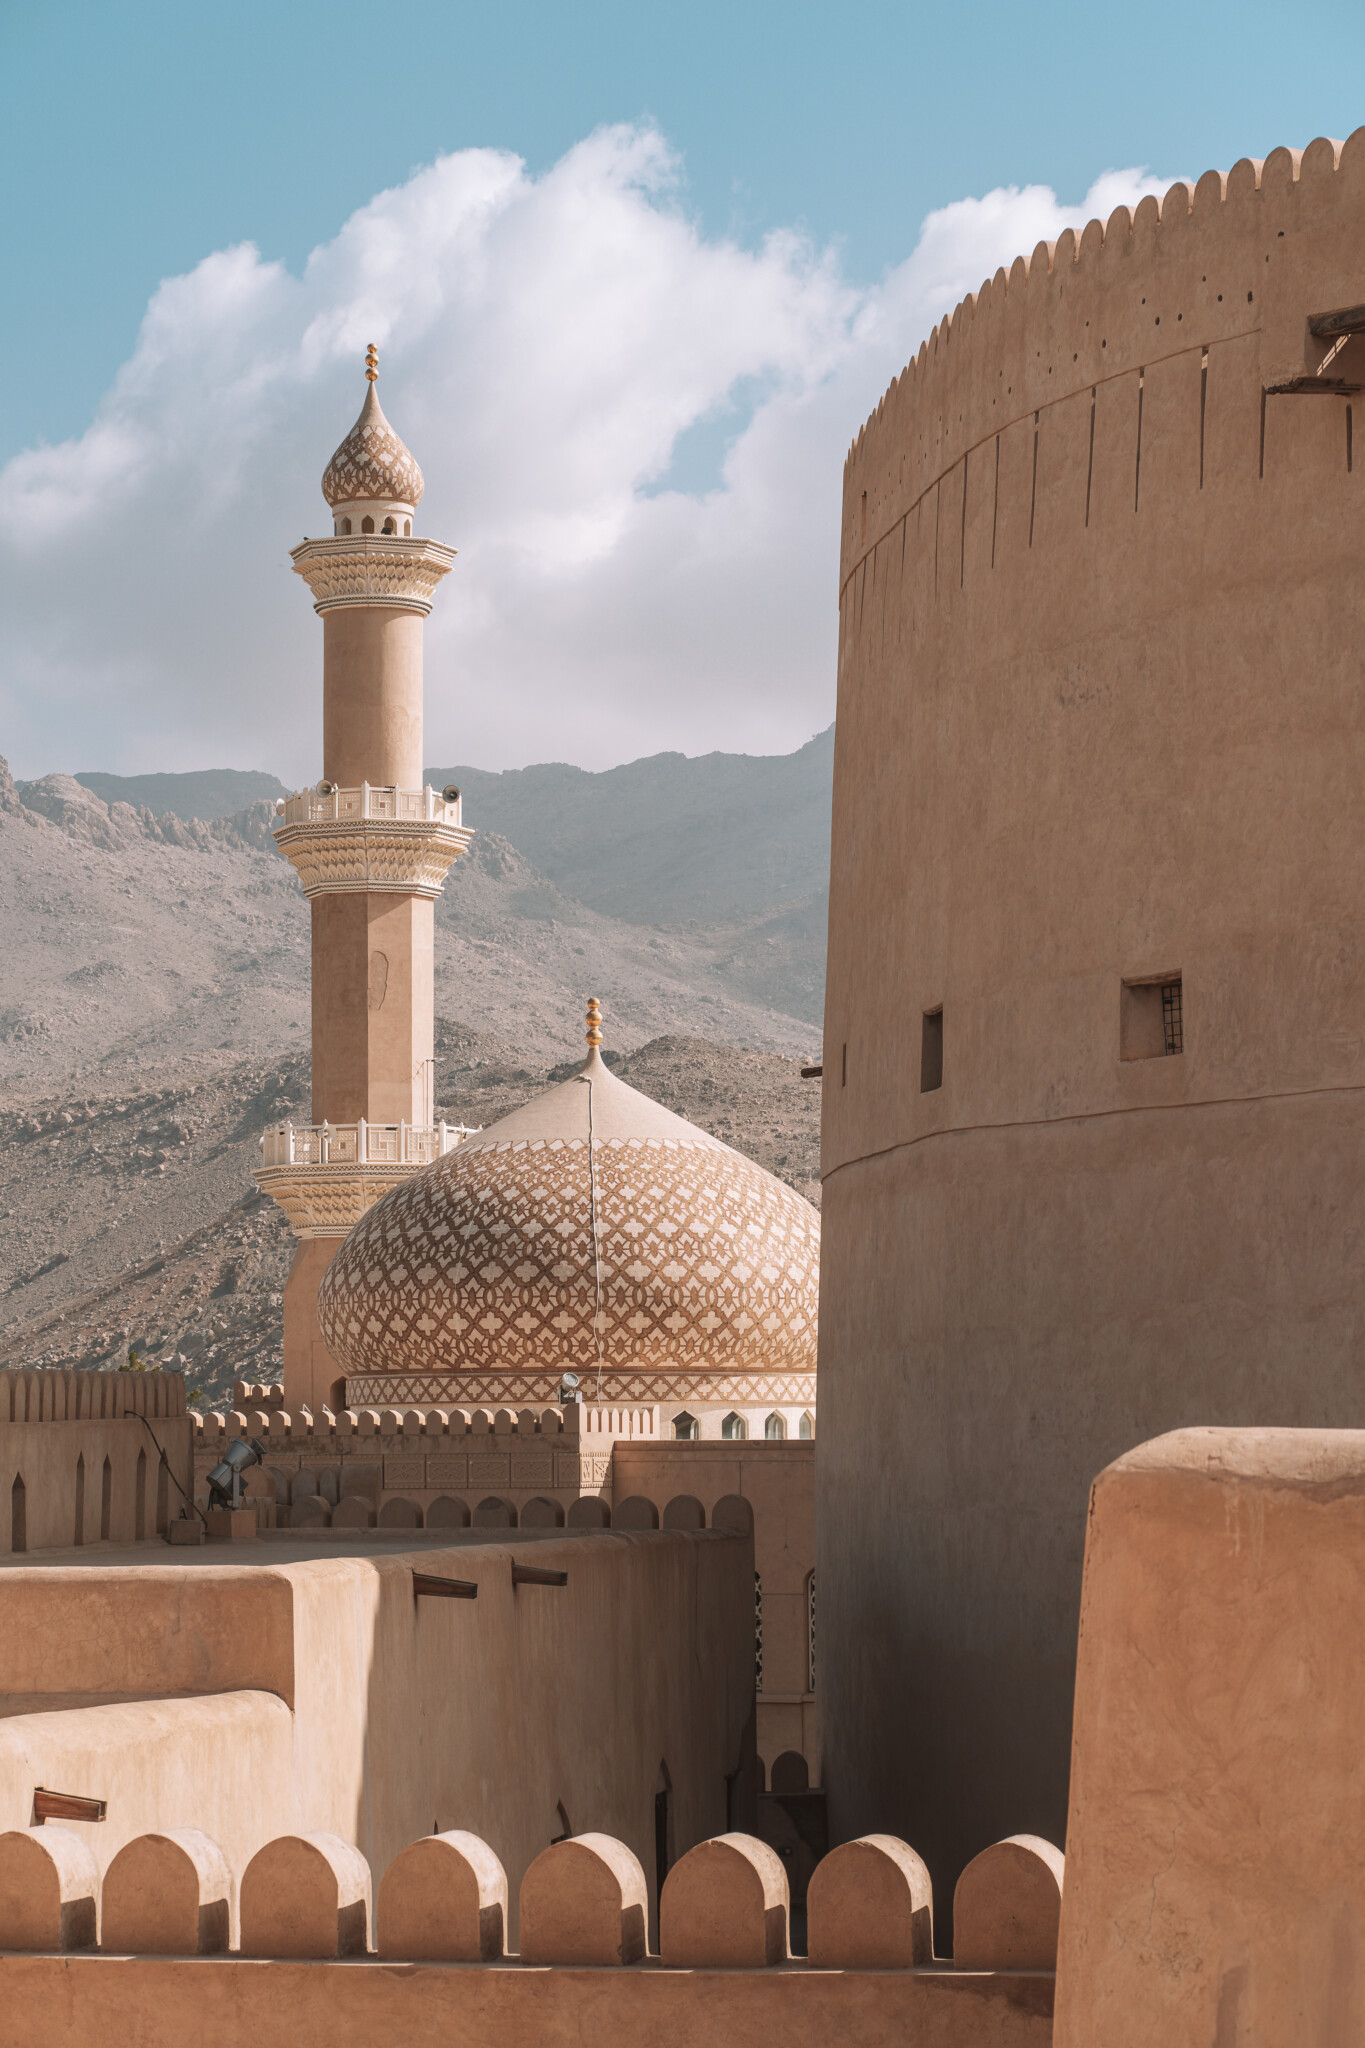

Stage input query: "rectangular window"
[
  {"left": 1121, "top": 975, "right": 1183, "bottom": 1060},
  {"left": 921, "top": 1007, "right": 943, "bottom": 1093}
]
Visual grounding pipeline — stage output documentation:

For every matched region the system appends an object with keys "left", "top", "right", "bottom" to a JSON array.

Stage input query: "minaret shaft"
[
  {"left": 322, "top": 609, "right": 425, "bottom": 788},
  {"left": 310, "top": 894, "right": 434, "bottom": 1126}
]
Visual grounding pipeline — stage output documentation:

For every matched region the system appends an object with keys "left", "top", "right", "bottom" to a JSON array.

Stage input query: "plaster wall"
[
  {"left": 818, "top": 133, "right": 1365, "bottom": 1911},
  {"left": 613, "top": 1442, "right": 816, "bottom": 1780},
  {"left": 0, "top": 1953, "right": 1055, "bottom": 2048},
  {"left": 0, "top": 1526, "right": 753, "bottom": 1944},
  {"left": 282, "top": 1240, "right": 343, "bottom": 1417},
  {"left": 310, "top": 893, "right": 434, "bottom": 1125},
  {"left": 1054, "top": 1428, "right": 1365, "bottom": 2046},
  {"left": 321, "top": 607, "right": 424, "bottom": 789}
]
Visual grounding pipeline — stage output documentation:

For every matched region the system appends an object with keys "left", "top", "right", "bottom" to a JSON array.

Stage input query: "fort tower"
[
  {"left": 255, "top": 348, "right": 472, "bottom": 1413},
  {"left": 818, "top": 137, "right": 1365, "bottom": 1917}
]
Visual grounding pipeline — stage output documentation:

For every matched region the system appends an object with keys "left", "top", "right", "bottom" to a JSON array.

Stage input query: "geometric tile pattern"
[
  {"left": 317, "top": 1134, "right": 820, "bottom": 1382},
  {"left": 321, "top": 384, "right": 424, "bottom": 508}
]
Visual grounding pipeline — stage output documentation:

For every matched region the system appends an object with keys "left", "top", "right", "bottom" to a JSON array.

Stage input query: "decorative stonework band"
[
  {"left": 344, "top": 1370, "right": 818, "bottom": 1408},
  {"left": 252, "top": 1162, "right": 434, "bottom": 1238},
  {"left": 273, "top": 816, "right": 473, "bottom": 898},
  {"left": 290, "top": 535, "right": 456, "bottom": 616}
]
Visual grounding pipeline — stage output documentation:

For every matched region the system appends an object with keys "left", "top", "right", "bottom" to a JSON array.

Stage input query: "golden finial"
[
  {"left": 585, "top": 998, "right": 603, "bottom": 1049},
  {"left": 365, "top": 343, "right": 379, "bottom": 384}
]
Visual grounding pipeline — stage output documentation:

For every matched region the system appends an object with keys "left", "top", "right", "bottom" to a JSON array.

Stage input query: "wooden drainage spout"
[
  {"left": 412, "top": 1571, "right": 478, "bottom": 1601},
  {"left": 34, "top": 1787, "right": 106, "bottom": 1824},
  {"left": 512, "top": 1565, "right": 568, "bottom": 1588}
]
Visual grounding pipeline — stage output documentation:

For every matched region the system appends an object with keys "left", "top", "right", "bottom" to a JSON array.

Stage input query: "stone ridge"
[{"left": 842, "top": 131, "right": 1365, "bottom": 587}]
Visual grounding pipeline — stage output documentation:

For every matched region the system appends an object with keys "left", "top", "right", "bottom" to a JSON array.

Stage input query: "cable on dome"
[{"left": 587, "top": 1071, "right": 606, "bottom": 1404}]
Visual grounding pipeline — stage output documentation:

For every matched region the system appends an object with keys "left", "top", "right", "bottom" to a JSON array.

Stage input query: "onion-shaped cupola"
[{"left": 321, "top": 344, "right": 424, "bottom": 537}]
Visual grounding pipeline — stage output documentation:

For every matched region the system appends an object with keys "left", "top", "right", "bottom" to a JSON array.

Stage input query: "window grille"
[
  {"left": 807, "top": 1570, "right": 816, "bottom": 1693},
  {"left": 1161, "top": 979, "right": 1183, "bottom": 1056},
  {"left": 755, "top": 1571, "right": 764, "bottom": 1691}
]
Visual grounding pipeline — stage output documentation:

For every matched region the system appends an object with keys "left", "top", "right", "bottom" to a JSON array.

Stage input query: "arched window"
[
  {"left": 11, "top": 1473, "right": 26, "bottom": 1554},
  {"left": 799, "top": 1411, "right": 814, "bottom": 1440},
  {"left": 673, "top": 1411, "right": 698, "bottom": 1440},
  {"left": 382, "top": 517, "right": 396, "bottom": 534},
  {"left": 754, "top": 1571, "right": 763, "bottom": 1690},
  {"left": 764, "top": 1413, "right": 786, "bottom": 1440},
  {"left": 361, "top": 515, "right": 375, "bottom": 534},
  {"left": 807, "top": 1569, "right": 816, "bottom": 1692},
  {"left": 722, "top": 1413, "right": 747, "bottom": 1440},
  {"left": 403, "top": 517, "right": 412, "bottom": 536},
  {"left": 100, "top": 1456, "right": 112, "bottom": 1540},
  {"left": 339, "top": 516, "right": 352, "bottom": 536}
]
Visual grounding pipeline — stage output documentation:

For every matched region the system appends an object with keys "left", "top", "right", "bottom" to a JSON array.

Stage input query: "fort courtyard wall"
[
  {"left": 0, "top": 1521, "right": 754, "bottom": 1949},
  {"left": 817, "top": 133, "right": 1365, "bottom": 1910}
]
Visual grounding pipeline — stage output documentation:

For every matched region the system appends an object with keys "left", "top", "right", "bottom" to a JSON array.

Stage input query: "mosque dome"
[
  {"left": 321, "top": 359, "right": 425, "bottom": 511},
  {"left": 316, "top": 1011, "right": 819, "bottom": 1389}
]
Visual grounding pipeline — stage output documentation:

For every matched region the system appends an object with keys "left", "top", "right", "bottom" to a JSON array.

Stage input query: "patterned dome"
[
  {"left": 321, "top": 379, "right": 424, "bottom": 509},
  {"left": 317, "top": 1047, "right": 819, "bottom": 1381}
]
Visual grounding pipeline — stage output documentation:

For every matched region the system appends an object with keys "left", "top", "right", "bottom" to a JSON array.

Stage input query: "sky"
[{"left": 1, "top": 1, "right": 1361, "bottom": 780}]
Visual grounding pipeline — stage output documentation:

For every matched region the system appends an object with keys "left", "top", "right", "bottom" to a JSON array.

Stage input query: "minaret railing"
[
  {"left": 258, "top": 1119, "right": 477, "bottom": 1169},
  {"left": 276, "top": 784, "right": 461, "bottom": 828}
]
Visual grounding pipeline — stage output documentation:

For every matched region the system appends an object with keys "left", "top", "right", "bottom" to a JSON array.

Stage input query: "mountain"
[
  {"left": 427, "top": 724, "right": 834, "bottom": 927},
  {"left": 74, "top": 768, "right": 289, "bottom": 820}
]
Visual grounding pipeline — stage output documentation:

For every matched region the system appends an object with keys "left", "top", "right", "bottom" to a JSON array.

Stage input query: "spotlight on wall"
[
  {"left": 559, "top": 1372, "right": 581, "bottom": 1406},
  {"left": 206, "top": 1436, "right": 268, "bottom": 1510}
]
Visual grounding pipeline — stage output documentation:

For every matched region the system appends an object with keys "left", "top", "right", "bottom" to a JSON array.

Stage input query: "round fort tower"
[
  {"left": 816, "top": 134, "right": 1365, "bottom": 1913},
  {"left": 255, "top": 348, "right": 471, "bottom": 1414}
]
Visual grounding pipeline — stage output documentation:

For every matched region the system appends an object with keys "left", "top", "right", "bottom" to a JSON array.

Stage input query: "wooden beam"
[
  {"left": 34, "top": 1788, "right": 106, "bottom": 1825},
  {"left": 512, "top": 1564, "right": 568, "bottom": 1587},
  {"left": 412, "top": 1571, "right": 477, "bottom": 1600},
  {"left": 1310, "top": 304, "right": 1365, "bottom": 339}
]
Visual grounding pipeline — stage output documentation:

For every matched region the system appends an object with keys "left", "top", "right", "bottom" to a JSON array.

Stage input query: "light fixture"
[{"left": 205, "top": 1437, "right": 268, "bottom": 1510}]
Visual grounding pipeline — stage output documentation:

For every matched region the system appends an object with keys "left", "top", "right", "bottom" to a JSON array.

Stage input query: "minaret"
[{"left": 255, "top": 346, "right": 472, "bottom": 1414}]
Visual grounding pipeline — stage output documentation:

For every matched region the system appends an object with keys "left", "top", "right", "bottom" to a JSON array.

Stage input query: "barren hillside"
[{"left": 0, "top": 756, "right": 824, "bottom": 1401}]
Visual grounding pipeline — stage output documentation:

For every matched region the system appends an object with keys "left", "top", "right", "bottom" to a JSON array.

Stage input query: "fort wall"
[
  {"left": 0, "top": 1526, "right": 754, "bottom": 1946},
  {"left": 0, "top": 1370, "right": 190, "bottom": 1555},
  {"left": 818, "top": 132, "right": 1365, "bottom": 1914}
]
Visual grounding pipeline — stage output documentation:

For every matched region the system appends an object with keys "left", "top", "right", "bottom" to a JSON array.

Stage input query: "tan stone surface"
[
  {"left": 660, "top": 1832, "right": 789, "bottom": 1967},
  {"left": 0, "top": 1953, "right": 1056, "bottom": 2047},
  {"left": 818, "top": 131, "right": 1365, "bottom": 1912},
  {"left": 100, "top": 1827, "right": 232, "bottom": 1955},
  {"left": 240, "top": 1830, "right": 370, "bottom": 1958},
  {"left": 1055, "top": 1426, "right": 1365, "bottom": 2045},
  {"left": 0, "top": 1824, "right": 98, "bottom": 1949},
  {"left": 519, "top": 1833, "right": 648, "bottom": 1965},
  {"left": 954, "top": 1837, "right": 1062, "bottom": 1972},
  {"left": 378, "top": 1830, "right": 507, "bottom": 1961},
  {"left": 0, "top": 1528, "right": 752, "bottom": 1949},
  {"left": 806, "top": 1834, "right": 933, "bottom": 1968}
]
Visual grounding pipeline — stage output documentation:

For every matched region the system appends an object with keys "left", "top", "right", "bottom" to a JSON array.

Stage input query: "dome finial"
[
  {"left": 365, "top": 342, "right": 378, "bottom": 384},
  {"left": 585, "top": 998, "right": 603, "bottom": 1049}
]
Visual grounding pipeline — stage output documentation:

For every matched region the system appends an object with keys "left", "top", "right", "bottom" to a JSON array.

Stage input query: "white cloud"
[{"left": 0, "top": 129, "right": 1174, "bottom": 780}]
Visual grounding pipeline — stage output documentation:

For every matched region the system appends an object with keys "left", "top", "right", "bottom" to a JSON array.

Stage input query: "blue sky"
[
  {"left": 1, "top": 3, "right": 1360, "bottom": 775},
  {"left": 5, "top": 0, "right": 1361, "bottom": 467}
]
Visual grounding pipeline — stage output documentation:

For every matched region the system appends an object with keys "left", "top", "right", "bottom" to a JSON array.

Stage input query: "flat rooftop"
[{"left": 0, "top": 1525, "right": 629, "bottom": 1573}]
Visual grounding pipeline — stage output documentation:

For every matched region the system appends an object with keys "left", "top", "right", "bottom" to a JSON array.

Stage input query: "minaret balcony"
[
  {"left": 253, "top": 1118, "right": 477, "bottom": 1239},
  {"left": 272, "top": 783, "right": 472, "bottom": 899},
  {"left": 290, "top": 533, "right": 456, "bottom": 617}
]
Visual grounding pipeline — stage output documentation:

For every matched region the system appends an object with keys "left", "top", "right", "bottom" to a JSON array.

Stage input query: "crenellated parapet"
[
  {"left": 841, "top": 133, "right": 1365, "bottom": 593},
  {"left": 0, "top": 1817, "right": 1061, "bottom": 2001}
]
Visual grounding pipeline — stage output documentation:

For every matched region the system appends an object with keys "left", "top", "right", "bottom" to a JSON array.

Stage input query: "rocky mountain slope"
[{"left": 0, "top": 754, "right": 825, "bottom": 1400}]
